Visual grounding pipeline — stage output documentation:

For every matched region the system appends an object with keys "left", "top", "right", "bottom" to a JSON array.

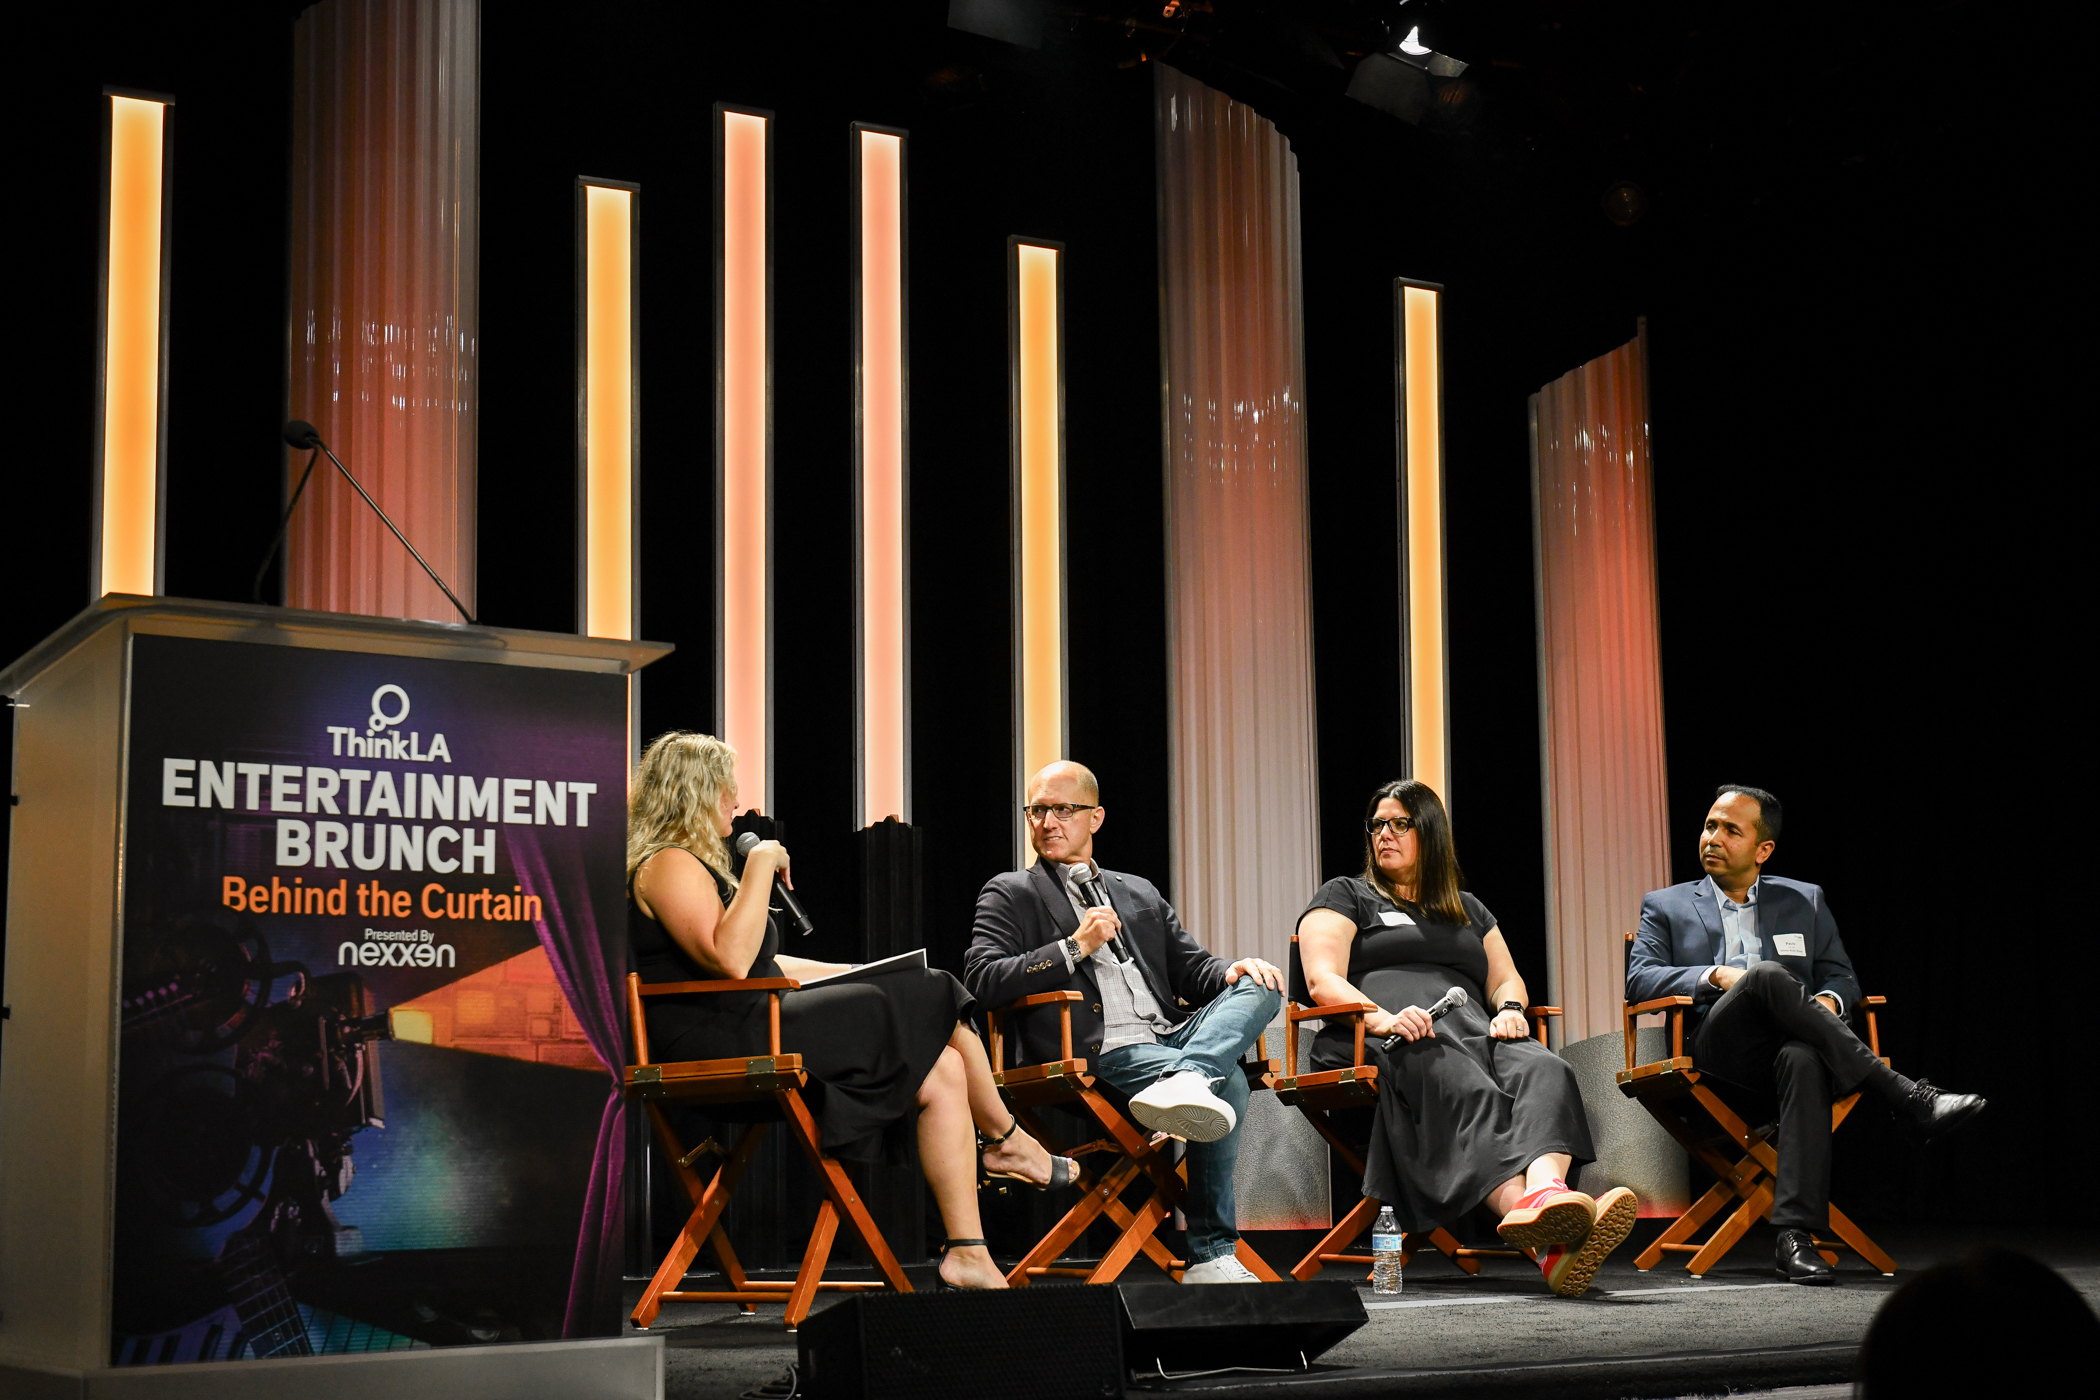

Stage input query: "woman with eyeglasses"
[
  {"left": 627, "top": 731, "right": 1074, "bottom": 1291},
  {"left": 1296, "top": 779, "right": 1636, "bottom": 1297}
]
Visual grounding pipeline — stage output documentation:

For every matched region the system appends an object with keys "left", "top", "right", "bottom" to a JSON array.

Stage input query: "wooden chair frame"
[
  {"left": 1617, "top": 934, "right": 1897, "bottom": 1278},
  {"left": 1275, "top": 934, "right": 1562, "bottom": 1281},
  {"left": 987, "top": 990, "right": 1285, "bottom": 1286},
  {"left": 623, "top": 972, "right": 912, "bottom": 1331}
]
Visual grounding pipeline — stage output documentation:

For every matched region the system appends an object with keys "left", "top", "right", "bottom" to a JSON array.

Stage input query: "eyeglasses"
[
  {"left": 1365, "top": 817, "right": 1417, "bottom": 836},
  {"left": 1023, "top": 803, "right": 1098, "bottom": 825}
]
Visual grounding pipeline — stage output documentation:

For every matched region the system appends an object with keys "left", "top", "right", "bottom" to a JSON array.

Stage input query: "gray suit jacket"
[{"left": 1626, "top": 874, "right": 1863, "bottom": 1025}]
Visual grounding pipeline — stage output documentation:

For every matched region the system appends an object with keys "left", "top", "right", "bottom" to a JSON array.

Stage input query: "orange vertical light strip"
[
  {"left": 583, "top": 185, "right": 634, "bottom": 640},
  {"left": 859, "top": 130, "right": 906, "bottom": 827},
  {"left": 721, "top": 111, "right": 770, "bottom": 812},
  {"left": 99, "top": 95, "right": 167, "bottom": 598},
  {"left": 1015, "top": 242, "right": 1063, "bottom": 864},
  {"left": 1402, "top": 285, "right": 1447, "bottom": 802}
]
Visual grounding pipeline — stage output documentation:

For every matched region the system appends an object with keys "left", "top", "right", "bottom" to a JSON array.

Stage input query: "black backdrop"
[{"left": 10, "top": 1, "right": 2078, "bottom": 1224}]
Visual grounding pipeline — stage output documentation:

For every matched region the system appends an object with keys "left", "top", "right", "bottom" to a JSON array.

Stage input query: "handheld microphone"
[
  {"left": 1382, "top": 986, "right": 1467, "bottom": 1050},
  {"left": 1071, "top": 860, "right": 1131, "bottom": 962},
  {"left": 735, "top": 831, "right": 816, "bottom": 938}
]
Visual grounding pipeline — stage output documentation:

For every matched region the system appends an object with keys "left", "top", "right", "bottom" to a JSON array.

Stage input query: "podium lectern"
[{"left": 2, "top": 598, "right": 667, "bottom": 1396}]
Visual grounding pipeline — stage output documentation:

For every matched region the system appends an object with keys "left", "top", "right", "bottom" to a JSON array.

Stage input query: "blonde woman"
[{"left": 628, "top": 731, "right": 1072, "bottom": 1291}]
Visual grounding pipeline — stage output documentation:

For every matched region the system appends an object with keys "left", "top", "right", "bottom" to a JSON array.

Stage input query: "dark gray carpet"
[{"left": 631, "top": 1224, "right": 2100, "bottom": 1399}]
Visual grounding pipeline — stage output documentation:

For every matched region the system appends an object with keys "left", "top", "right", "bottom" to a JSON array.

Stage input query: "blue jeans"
[{"left": 1094, "top": 979, "right": 1282, "bottom": 1264}]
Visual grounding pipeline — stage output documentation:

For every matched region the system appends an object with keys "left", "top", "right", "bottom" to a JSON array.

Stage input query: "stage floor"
[{"left": 630, "top": 1222, "right": 2100, "bottom": 1398}]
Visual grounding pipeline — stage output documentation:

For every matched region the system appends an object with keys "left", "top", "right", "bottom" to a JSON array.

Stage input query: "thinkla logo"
[{"left": 327, "top": 684, "right": 452, "bottom": 763}]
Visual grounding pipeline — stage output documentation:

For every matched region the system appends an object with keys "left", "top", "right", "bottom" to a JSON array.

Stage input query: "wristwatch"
[
  {"left": 1497, "top": 1000, "right": 1524, "bottom": 1015},
  {"left": 1062, "top": 935, "right": 1086, "bottom": 965}
]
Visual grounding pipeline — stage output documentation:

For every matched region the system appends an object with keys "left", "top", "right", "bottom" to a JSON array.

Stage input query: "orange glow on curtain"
[
  {"left": 721, "top": 110, "right": 770, "bottom": 812},
  {"left": 859, "top": 130, "right": 906, "bottom": 827},
  {"left": 1013, "top": 241, "right": 1063, "bottom": 866},
  {"left": 583, "top": 184, "right": 633, "bottom": 641},
  {"left": 1400, "top": 284, "right": 1447, "bottom": 803},
  {"left": 99, "top": 95, "right": 166, "bottom": 598},
  {"left": 1531, "top": 323, "right": 1667, "bottom": 1044},
  {"left": 286, "top": 0, "right": 478, "bottom": 622},
  {"left": 1156, "top": 66, "right": 1319, "bottom": 976}
]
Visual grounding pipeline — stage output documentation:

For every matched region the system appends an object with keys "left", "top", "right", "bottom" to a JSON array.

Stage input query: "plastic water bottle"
[{"left": 1371, "top": 1205, "right": 1403, "bottom": 1295}]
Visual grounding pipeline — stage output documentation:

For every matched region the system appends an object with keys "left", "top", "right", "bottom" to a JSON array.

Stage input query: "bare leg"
[
  {"left": 917, "top": 1047, "right": 1006, "bottom": 1289},
  {"left": 949, "top": 1023, "right": 1058, "bottom": 1187},
  {"left": 1482, "top": 1153, "right": 1576, "bottom": 1218}
]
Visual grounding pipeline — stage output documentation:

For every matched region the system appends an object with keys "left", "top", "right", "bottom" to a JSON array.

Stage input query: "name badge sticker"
[
  {"left": 1772, "top": 933, "right": 1808, "bottom": 957},
  {"left": 1379, "top": 910, "right": 1416, "bottom": 927}
]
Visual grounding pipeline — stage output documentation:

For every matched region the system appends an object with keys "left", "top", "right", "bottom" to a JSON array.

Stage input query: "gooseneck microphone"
[
  {"left": 735, "top": 831, "right": 816, "bottom": 938},
  {"left": 251, "top": 419, "right": 476, "bottom": 624},
  {"left": 1382, "top": 986, "right": 1468, "bottom": 1050},
  {"left": 1072, "top": 860, "right": 1131, "bottom": 962}
]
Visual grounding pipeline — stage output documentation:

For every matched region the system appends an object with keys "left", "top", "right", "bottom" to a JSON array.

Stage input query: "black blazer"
[
  {"left": 964, "top": 860, "right": 1230, "bottom": 1068},
  {"left": 1626, "top": 874, "right": 1864, "bottom": 1026}
]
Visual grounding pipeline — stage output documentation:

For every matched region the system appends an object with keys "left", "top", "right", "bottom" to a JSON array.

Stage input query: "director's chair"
[
  {"left": 987, "top": 989, "right": 1285, "bottom": 1286},
  {"left": 1275, "top": 934, "right": 1562, "bottom": 1281},
  {"left": 1617, "top": 933, "right": 1897, "bottom": 1278},
  {"left": 624, "top": 972, "right": 912, "bottom": 1331}
]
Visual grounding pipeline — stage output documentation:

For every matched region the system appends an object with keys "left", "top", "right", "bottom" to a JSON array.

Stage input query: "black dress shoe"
[
  {"left": 1775, "top": 1229, "right": 1837, "bottom": 1285},
  {"left": 1897, "top": 1079, "right": 1987, "bottom": 1143}
]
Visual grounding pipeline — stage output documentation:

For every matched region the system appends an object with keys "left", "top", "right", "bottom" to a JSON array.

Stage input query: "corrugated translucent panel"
[
  {"left": 1531, "top": 324, "right": 1669, "bottom": 1043},
  {"left": 286, "top": 0, "right": 478, "bottom": 622},
  {"left": 1156, "top": 65, "right": 1319, "bottom": 972}
]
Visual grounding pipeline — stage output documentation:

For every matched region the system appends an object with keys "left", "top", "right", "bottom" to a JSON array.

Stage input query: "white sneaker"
[
  {"left": 1128, "top": 1071, "right": 1237, "bottom": 1143},
  {"left": 1182, "top": 1254, "right": 1261, "bottom": 1284}
]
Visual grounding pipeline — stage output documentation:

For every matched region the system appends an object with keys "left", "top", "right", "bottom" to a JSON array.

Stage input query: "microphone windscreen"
[
  {"left": 1447, "top": 987, "right": 1468, "bottom": 1006},
  {"left": 283, "top": 419, "right": 322, "bottom": 449},
  {"left": 733, "top": 831, "right": 761, "bottom": 857}
]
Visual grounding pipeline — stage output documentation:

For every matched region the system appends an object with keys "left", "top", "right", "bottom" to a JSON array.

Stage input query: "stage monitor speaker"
[
  {"left": 797, "top": 1279, "right": 1369, "bottom": 1398},
  {"left": 798, "top": 1285, "right": 1124, "bottom": 1400},
  {"left": 1118, "top": 1280, "right": 1367, "bottom": 1377}
]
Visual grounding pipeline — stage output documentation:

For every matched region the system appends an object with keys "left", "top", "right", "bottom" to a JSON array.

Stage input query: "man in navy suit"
[{"left": 1628, "top": 785, "right": 1985, "bottom": 1284}]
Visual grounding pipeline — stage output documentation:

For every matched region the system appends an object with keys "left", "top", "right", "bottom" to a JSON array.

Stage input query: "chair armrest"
[
  {"left": 1288, "top": 1002, "right": 1375, "bottom": 1022},
  {"left": 1623, "top": 995, "right": 1697, "bottom": 1071},
  {"left": 1626, "top": 996, "right": 1695, "bottom": 1015},
  {"left": 636, "top": 977, "right": 803, "bottom": 995},
  {"left": 1008, "top": 991, "right": 1085, "bottom": 1009},
  {"left": 993, "top": 990, "right": 1084, "bottom": 1069},
  {"left": 1858, "top": 994, "right": 1887, "bottom": 1057},
  {"left": 1525, "top": 1005, "right": 1561, "bottom": 1046},
  {"left": 630, "top": 976, "right": 802, "bottom": 1063},
  {"left": 1526, "top": 1006, "right": 1563, "bottom": 1017}
]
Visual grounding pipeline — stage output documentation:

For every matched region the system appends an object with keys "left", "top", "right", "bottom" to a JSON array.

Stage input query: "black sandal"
[
  {"left": 978, "top": 1119, "right": 1076, "bottom": 1191},
  {"left": 937, "top": 1239, "right": 992, "bottom": 1291}
]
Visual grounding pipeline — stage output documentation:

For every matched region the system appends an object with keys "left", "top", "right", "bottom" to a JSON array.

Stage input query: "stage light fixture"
[
  {"left": 718, "top": 105, "right": 773, "bottom": 814},
  {"left": 1348, "top": 22, "right": 1469, "bottom": 124},
  {"left": 1395, "top": 278, "right": 1449, "bottom": 804},
  {"left": 94, "top": 89, "right": 173, "bottom": 601},
  {"left": 855, "top": 125, "right": 910, "bottom": 829},
  {"left": 1009, "top": 237, "right": 1066, "bottom": 867}
]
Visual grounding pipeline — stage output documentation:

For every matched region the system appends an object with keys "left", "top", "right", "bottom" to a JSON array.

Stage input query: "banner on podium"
[{"left": 110, "top": 634, "right": 629, "bottom": 1363}]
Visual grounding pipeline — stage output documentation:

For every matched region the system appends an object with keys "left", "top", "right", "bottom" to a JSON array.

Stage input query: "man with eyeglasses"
[
  {"left": 965, "top": 760, "right": 1285, "bottom": 1284},
  {"left": 1628, "top": 784, "right": 1986, "bottom": 1284}
]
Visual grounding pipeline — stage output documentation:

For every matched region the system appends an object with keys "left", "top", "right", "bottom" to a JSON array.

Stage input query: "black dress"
[
  {"left": 1302, "top": 877, "right": 1594, "bottom": 1233},
  {"left": 630, "top": 853, "right": 976, "bottom": 1165}
]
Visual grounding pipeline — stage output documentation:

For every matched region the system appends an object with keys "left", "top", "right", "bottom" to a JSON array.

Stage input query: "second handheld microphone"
[
  {"left": 734, "top": 831, "right": 816, "bottom": 938},
  {"left": 1381, "top": 986, "right": 1468, "bottom": 1050}
]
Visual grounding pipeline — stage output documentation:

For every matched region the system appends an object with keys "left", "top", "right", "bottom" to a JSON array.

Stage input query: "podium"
[{"left": 1, "top": 598, "right": 666, "bottom": 1395}]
